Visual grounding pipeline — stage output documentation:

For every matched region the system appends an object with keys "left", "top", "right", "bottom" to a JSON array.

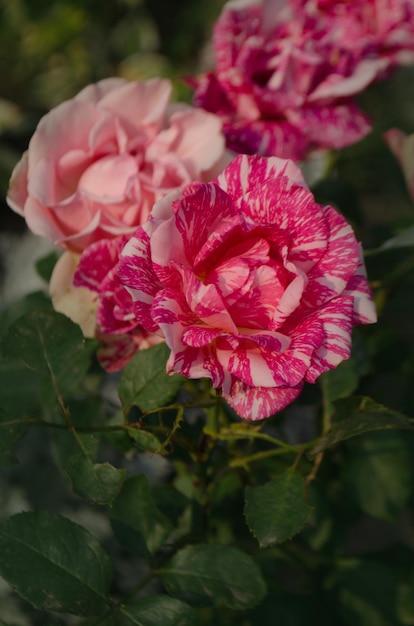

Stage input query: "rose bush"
[
  {"left": 193, "top": 0, "right": 414, "bottom": 160},
  {"left": 7, "top": 77, "right": 228, "bottom": 252},
  {"left": 119, "top": 154, "right": 377, "bottom": 420}
]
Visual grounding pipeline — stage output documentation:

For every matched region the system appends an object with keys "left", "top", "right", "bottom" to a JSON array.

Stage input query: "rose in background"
[
  {"left": 7, "top": 77, "right": 230, "bottom": 370},
  {"left": 119, "top": 154, "right": 377, "bottom": 421},
  {"left": 7, "top": 77, "right": 228, "bottom": 252},
  {"left": 384, "top": 128, "right": 414, "bottom": 200},
  {"left": 192, "top": 0, "right": 414, "bottom": 160}
]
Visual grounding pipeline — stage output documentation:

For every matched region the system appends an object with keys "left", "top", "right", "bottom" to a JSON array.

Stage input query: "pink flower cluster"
[
  {"left": 6, "top": 14, "right": 379, "bottom": 419},
  {"left": 193, "top": 0, "right": 414, "bottom": 160},
  {"left": 119, "top": 155, "right": 376, "bottom": 420},
  {"left": 7, "top": 77, "right": 229, "bottom": 370}
]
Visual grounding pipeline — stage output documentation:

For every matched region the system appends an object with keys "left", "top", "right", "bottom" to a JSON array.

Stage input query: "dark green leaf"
[
  {"left": 0, "top": 354, "right": 44, "bottom": 465},
  {"left": 97, "top": 595, "right": 199, "bottom": 626},
  {"left": 152, "top": 486, "right": 189, "bottom": 525},
  {"left": 0, "top": 310, "right": 91, "bottom": 396},
  {"left": 64, "top": 454, "right": 126, "bottom": 506},
  {"left": 342, "top": 431, "right": 411, "bottom": 521},
  {"left": 110, "top": 476, "right": 172, "bottom": 558},
  {"left": 35, "top": 250, "right": 60, "bottom": 282},
  {"left": 53, "top": 431, "right": 125, "bottom": 506},
  {"left": 0, "top": 355, "right": 42, "bottom": 415},
  {"left": 0, "top": 511, "right": 112, "bottom": 616},
  {"left": 126, "top": 427, "right": 162, "bottom": 453},
  {"left": 0, "top": 408, "right": 30, "bottom": 466},
  {"left": 319, "top": 359, "right": 359, "bottom": 411},
  {"left": 244, "top": 471, "right": 313, "bottom": 547},
  {"left": 319, "top": 332, "right": 371, "bottom": 416},
  {"left": 118, "top": 343, "right": 185, "bottom": 413},
  {"left": 160, "top": 544, "right": 267, "bottom": 609},
  {"left": 311, "top": 397, "right": 413, "bottom": 455}
]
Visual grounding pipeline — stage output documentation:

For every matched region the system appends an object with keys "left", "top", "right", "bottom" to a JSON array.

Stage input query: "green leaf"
[
  {"left": 319, "top": 332, "right": 371, "bottom": 416},
  {"left": 0, "top": 348, "right": 45, "bottom": 467},
  {"left": 64, "top": 454, "right": 126, "bottom": 506},
  {"left": 118, "top": 343, "right": 185, "bottom": 413},
  {"left": 342, "top": 430, "right": 411, "bottom": 521},
  {"left": 97, "top": 596, "right": 199, "bottom": 626},
  {"left": 35, "top": 250, "right": 60, "bottom": 282},
  {"left": 53, "top": 431, "right": 125, "bottom": 506},
  {"left": 110, "top": 475, "right": 172, "bottom": 558},
  {"left": 160, "top": 544, "right": 267, "bottom": 610},
  {"left": 244, "top": 471, "right": 313, "bottom": 547},
  {"left": 0, "top": 511, "right": 112, "bottom": 616},
  {"left": 0, "top": 408, "right": 30, "bottom": 466},
  {"left": 319, "top": 358, "right": 359, "bottom": 410},
  {"left": 311, "top": 397, "right": 413, "bottom": 455},
  {"left": 126, "top": 426, "right": 162, "bottom": 453},
  {"left": 0, "top": 310, "right": 91, "bottom": 396},
  {"left": 0, "top": 354, "right": 42, "bottom": 412},
  {"left": 151, "top": 485, "right": 189, "bottom": 525}
]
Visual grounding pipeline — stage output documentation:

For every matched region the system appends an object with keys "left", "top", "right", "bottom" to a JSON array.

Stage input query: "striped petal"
[
  {"left": 223, "top": 379, "right": 303, "bottom": 421},
  {"left": 119, "top": 225, "right": 161, "bottom": 332},
  {"left": 302, "top": 205, "right": 360, "bottom": 307},
  {"left": 305, "top": 297, "right": 354, "bottom": 383},
  {"left": 216, "top": 153, "right": 307, "bottom": 201}
]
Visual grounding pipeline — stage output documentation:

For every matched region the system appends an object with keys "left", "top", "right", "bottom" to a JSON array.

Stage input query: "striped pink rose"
[
  {"left": 193, "top": 0, "right": 414, "bottom": 160},
  {"left": 119, "top": 154, "right": 376, "bottom": 420}
]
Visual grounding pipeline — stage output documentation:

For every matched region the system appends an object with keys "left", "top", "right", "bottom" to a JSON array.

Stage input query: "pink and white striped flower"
[
  {"left": 73, "top": 236, "right": 163, "bottom": 371},
  {"left": 193, "top": 0, "right": 414, "bottom": 160},
  {"left": 119, "top": 154, "right": 376, "bottom": 420}
]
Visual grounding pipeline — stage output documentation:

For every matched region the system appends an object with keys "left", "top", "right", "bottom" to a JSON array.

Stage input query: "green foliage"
[
  {"left": 119, "top": 343, "right": 185, "bottom": 414},
  {"left": 160, "top": 544, "right": 267, "bottom": 609},
  {"left": 0, "top": 511, "right": 112, "bottom": 616},
  {"left": 110, "top": 475, "right": 172, "bottom": 557},
  {"left": 342, "top": 430, "right": 412, "bottom": 521},
  {"left": 97, "top": 596, "right": 199, "bottom": 626},
  {"left": 0, "top": 309, "right": 92, "bottom": 398},
  {"left": 312, "top": 397, "right": 414, "bottom": 454},
  {"left": 0, "top": 406, "right": 30, "bottom": 466},
  {"left": 244, "top": 471, "right": 313, "bottom": 547}
]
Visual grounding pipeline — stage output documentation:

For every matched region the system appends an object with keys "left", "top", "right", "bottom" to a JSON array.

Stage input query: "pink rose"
[
  {"left": 384, "top": 128, "right": 414, "bottom": 200},
  {"left": 118, "top": 154, "right": 376, "bottom": 420},
  {"left": 193, "top": 0, "right": 414, "bottom": 160},
  {"left": 7, "top": 77, "right": 228, "bottom": 252},
  {"left": 298, "top": 0, "right": 414, "bottom": 66}
]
